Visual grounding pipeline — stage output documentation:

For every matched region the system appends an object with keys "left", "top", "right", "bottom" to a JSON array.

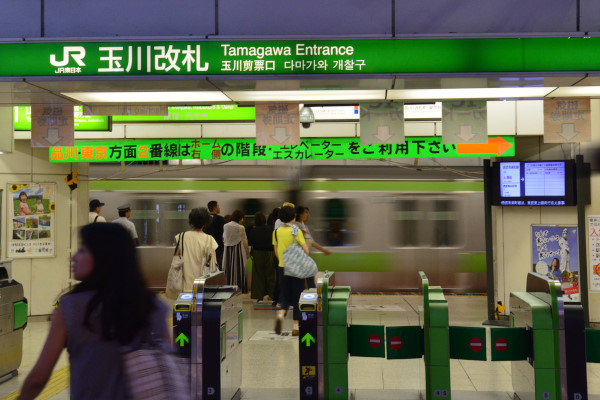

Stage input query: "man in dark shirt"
[{"left": 205, "top": 200, "right": 225, "bottom": 268}]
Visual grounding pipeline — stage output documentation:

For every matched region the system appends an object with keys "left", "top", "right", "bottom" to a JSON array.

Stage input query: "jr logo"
[{"left": 50, "top": 46, "right": 86, "bottom": 67}]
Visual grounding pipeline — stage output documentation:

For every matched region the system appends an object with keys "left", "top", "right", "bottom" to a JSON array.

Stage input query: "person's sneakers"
[{"left": 274, "top": 315, "right": 283, "bottom": 335}]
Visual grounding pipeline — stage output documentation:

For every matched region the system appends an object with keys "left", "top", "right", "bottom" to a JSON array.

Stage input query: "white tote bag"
[{"left": 165, "top": 232, "right": 185, "bottom": 300}]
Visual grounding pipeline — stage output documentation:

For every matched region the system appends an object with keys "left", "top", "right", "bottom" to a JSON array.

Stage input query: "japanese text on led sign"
[{"left": 49, "top": 136, "right": 514, "bottom": 163}]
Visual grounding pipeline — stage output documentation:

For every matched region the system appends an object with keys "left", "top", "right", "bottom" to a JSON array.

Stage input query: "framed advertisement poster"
[
  {"left": 532, "top": 225, "right": 579, "bottom": 302},
  {"left": 7, "top": 183, "right": 55, "bottom": 258},
  {"left": 587, "top": 216, "right": 600, "bottom": 292}
]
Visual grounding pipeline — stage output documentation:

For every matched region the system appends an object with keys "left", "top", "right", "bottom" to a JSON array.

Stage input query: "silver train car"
[{"left": 90, "top": 164, "right": 486, "bottom": 293}]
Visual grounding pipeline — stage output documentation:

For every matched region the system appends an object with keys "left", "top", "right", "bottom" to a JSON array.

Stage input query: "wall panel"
[
  {"left": 0, "top": 1, "right": 41, "bottom": 38},
  {"left": 45, "top": 0, "right": 215, "bottom": 38},
  {"left": 218, "top": 0, "right": 392, "bottom": 36},
  {"left": 395, "top": 0, "right": 577, "bottom": 34}
]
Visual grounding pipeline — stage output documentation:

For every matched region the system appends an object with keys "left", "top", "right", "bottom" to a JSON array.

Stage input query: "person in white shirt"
[
  {"left": 175, "top": 207, "right": 219, "bottom": 292},
  {"left": 88, "top": 199, "right": 106, "bottom": 223},
  {"left": 112, "top": 203, "right": 138, "bottom": 246}
]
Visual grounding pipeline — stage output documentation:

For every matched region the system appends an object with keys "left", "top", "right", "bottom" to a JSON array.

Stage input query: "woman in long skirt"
[
  {"left": 222, "top": 209, "right": 249, "bottom": 293},
  {"left": 248, "top": 211, "right": 276, "bottom": 301}
]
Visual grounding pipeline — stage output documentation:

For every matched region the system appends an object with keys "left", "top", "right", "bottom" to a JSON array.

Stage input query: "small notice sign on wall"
[
  {"left": 359, "top": 102, "right": 405, "bottom": 144},
  {"left": 543, "top": 98, "right": 591, "bottom": 143},
  {"left": 255, "top": 103, "right": 300, "bottom": 146},
  {"left": 442, "top": 101, "right": 488, "bottom": 144},
  {"left": 31, "top": 105, "right": 74, "bottom": 147}
]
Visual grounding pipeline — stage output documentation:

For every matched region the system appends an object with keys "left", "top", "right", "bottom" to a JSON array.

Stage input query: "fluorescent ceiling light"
[
  {"left": 225, "top": 90, "right": 386, "bottom": 102},
  {"left": 387, "top": 87, "right": 556, "bottom": 100},
  {"left": 61, "top": 91, "right": 231, "bottom": 103},
  {"left": 549, "top": 86, "right": 600, "bottom": 97}
]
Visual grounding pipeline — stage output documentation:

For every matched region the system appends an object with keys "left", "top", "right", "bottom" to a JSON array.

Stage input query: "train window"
[
  {"left": 394, "top": 199, "right": 425, "bottom": 247},
  {"left": 309, "top": 198, "right": 358, "bottom": 247},
  {"left": 240, "top": 199, "right": 265, "bottom": 229},
  {"left": 429, "top": 199, "right": 460, "bottom": 247},
  {"left": 131, "top": 198, "right": 191, "bottom": 246}
]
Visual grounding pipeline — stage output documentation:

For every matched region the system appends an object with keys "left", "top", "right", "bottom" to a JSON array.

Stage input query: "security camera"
[{"left": 299, "top": 106, "right": 315, "bottom": 129}]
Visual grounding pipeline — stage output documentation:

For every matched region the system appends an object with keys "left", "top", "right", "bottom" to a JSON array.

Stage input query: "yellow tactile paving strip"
[{"left": 1, "top": 365, "right": 69, "bottom": 400}]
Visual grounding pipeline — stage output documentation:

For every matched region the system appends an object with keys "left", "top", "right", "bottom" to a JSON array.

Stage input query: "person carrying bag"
[
  {"left": 272, "top": 205, "right": 313, "bottom": 337},
  {"left": 175, "top": 207, "right": 219, "bottom": 294},
  {"left": 121, "top": 334, "right": 190, "bottom": 400},
  {"left": 166, "top": 231, "right": 185, "bottom": 300},
  {"left": 18, "top": 223, "right": 187, "bottom": 400},
  {"left": 279, "top": 225, "right": 318, "bottom": 279}
]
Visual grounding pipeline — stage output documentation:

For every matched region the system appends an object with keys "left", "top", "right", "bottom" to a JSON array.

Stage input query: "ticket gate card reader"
[
  {"left": 299, "top": 289, "right": 319, "bottom": 399},
  {"left": 173, "top": 272, "right": 242, "bottom": 400},
  {"left": 0, "top": 265, "right": 28, "bottom": 384}
]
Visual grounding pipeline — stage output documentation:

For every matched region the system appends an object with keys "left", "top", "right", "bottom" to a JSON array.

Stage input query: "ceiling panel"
[
  {"left": 0, "top": 73, "right": 593, "bottom": 107},
  {"left": 0, "top": 81, "right": 77, "bottom": 106},
  {"left": 28, "top": 78, "right": 218, "bottom": 93}
]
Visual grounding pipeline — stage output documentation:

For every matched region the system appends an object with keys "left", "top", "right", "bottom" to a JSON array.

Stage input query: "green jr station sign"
[{"left": 1, "top": 37, "right": 600, "bottom": 77}]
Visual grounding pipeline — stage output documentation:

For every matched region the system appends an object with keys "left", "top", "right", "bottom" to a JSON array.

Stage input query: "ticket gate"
[
  {"left": 510, "top": 272, "right": 587, "bottom": 400},
  {"left": 172, "top": 271, "right": 243, "bottom": 400},
  {"left": 0, "top": 263, "right": 28, "bottom": 384}
]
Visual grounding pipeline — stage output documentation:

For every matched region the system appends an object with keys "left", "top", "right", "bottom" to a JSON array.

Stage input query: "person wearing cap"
[
  {"left": 112, "top": 204, "right": 138, "bottom": 246},
  {"left": 88, "top": 199, "right": 106, "bottom": 224}
]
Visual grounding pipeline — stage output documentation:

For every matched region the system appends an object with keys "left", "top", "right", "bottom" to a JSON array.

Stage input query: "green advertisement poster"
[
  {"left": 14, "top": 106, "right": 110, "bottom": 131},
  {"left": 48, "top": 136, "right": 514, "bottom": 163}
]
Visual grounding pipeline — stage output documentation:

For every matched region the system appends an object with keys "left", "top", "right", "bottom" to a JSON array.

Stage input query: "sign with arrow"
[
  {"left": 544, "top": 98, "right": 591, "bottom": 143},
  {"left": 359, "top": 102, "right": 404, "bottom": 144},
  {"left": 442, "top": 100, "right": 487, "bottom": 144},
  {"left": 456, "top": 136, "right": 513, "bottom": 157},
  {"left": 301, "top": 333, "right": 315, "bottom": 347},
  {"left": 175, "top": 333, "right": 190, "bottom": 347},
  {"left": 256, "top": 102, "right": 300, "bottom": 146},
  {"left": 31, "top": 105, "right": 74, "bottom": 147}
]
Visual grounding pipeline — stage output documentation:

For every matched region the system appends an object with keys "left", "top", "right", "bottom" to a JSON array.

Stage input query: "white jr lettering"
[{"left": 50, "top": 46, "right": 86, "bottom": 67}]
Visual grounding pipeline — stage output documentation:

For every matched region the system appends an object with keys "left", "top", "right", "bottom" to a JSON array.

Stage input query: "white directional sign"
[
  {"left": 359, "top": 102, "right": 404, "bottom": 144},
  {"left": 256, "top": 103, "right": 300, "bottom": 146},
  {"left": 31, "top": 105, "right": 74, "bottom": 147},
  {"left": 442, "top": 101, "right": 487, "bottom": 144},
  {"left": 544, "top": 98, "right": 591, "bottom": 143}
]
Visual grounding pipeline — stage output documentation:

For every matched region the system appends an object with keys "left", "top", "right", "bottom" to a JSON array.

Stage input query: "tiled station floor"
[{"left": 1, "top": 294, "right": 599, "bottom": 400}]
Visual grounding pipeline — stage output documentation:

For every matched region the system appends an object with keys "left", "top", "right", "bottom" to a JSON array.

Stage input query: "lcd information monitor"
[{"left": 492, "top": 160, "right": 576, "bottom": 206}]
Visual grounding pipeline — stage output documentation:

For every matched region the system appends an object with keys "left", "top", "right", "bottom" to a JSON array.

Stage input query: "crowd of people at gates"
[
  {"left": 17, "top": 199, "right": 331, "bottom": 398},
  {"left": 179, "top": 200, "right": 332, "bottom": 337}
]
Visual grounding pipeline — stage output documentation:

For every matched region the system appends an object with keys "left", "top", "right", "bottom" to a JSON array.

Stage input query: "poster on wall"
[
  {"left": 587, "top": 216, "right": 600, "bottom": 292},
  {"left": 7, "top": 183, "right": 55, "bottom": 258},
  {"left": 531, "top": 224, "right": 579, "bottom": 302}
]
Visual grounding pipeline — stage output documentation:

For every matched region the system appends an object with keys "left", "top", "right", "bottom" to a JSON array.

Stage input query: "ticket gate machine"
[
  {"left": 173, "top": 271, "right": 243, "bottom": 400},
  {"left": 0, "top": 263, "right": 28, "bottom": 383},
  {"left": 510, "top": 272, "right": 587, "bottom": 400}
]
